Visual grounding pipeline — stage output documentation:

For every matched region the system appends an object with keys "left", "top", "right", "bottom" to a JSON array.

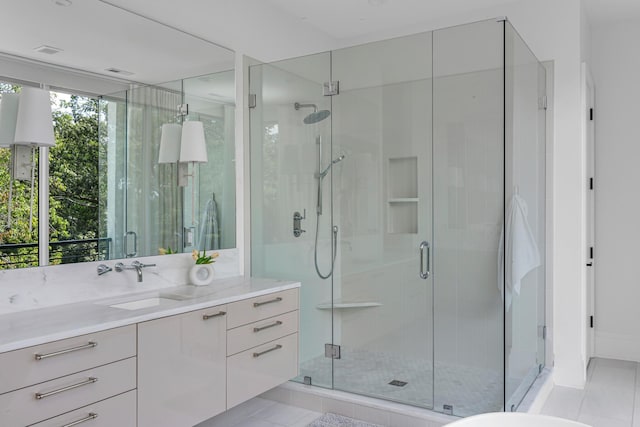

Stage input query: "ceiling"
[
  {"left": 0, "top": 0, "right": 638, "bottom": 88},
  {"left": 0, "top": 0, "right": 234, "bottom": 85}
]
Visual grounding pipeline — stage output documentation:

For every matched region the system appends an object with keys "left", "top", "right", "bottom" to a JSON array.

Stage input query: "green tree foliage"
[{"left": 50, "top": 95, "right": 100, "bottom": 241}]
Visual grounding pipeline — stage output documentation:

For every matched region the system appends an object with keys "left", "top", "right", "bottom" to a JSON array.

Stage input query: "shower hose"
[{"left": 314, "top": 213, "right": 338, "bottom": 279}]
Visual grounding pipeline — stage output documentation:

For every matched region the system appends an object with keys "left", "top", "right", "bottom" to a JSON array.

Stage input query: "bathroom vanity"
[{"left": 0, "top": 278, "right": 300, "bottom": 427}]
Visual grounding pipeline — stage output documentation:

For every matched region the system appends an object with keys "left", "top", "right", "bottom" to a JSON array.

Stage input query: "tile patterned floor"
[
  {"left": 541, "top": 358, "right": 640, "bottom": 427},
  {"left": 299, "top": 347, "right": 510, "bottom": 417}
]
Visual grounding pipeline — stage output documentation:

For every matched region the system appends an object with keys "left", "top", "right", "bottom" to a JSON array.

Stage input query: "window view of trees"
[{"left": 0, "top": 84, "right": 103, "bottom": 269}]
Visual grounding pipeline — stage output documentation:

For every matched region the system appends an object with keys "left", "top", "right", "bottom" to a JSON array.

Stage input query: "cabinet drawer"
[
  {"left": 227, "top": 310, "right": 298, "bottom": 356},
  {"left": 31, "top": 390, "right": 136, "bottom": 427},
  {"left": 0, "top": 357, "right": 136, "bottom": 426},
  {"left": 227, "top": 333, "right": 298, "bottom": 409},
  {"left": 0, "top": 325, "right": 136, "bottom": 395},
  {"left": 227, "top": 288, "right": 299, "bottom": 329}
]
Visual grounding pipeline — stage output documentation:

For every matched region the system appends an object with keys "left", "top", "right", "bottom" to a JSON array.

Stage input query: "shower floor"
[{"left": 299, "top": 347, "right": 512, "bottom": 417}]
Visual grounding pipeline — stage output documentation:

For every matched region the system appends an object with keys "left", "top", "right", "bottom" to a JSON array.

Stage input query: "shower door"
[
  {"left": 431, "top": 20, "right": 506, "bottom": 417},
  {"left": 330, "top": 32, "right": 435, "bottom": 409}
]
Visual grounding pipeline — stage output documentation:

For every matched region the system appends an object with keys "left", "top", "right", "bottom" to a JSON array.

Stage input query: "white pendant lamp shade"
[
  {"left": 158, "top": 123, "right": 182, "bottom": 163},
  {"left": 0, "top": 93, "right": 19, "bottom": 147},
  {"left": 14, "top": 87, "right": 55, "bottom": 147},
  {"left": 179, "top": 121, "right": 207, "bottom": 163}
]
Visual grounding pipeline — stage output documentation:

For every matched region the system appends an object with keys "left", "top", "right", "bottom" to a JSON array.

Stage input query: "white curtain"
[{"left": 126, "top": 86, "right": 182, "bottom": 255}]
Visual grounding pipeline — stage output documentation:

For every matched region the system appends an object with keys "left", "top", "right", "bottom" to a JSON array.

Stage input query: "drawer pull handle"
[
  {"left": 253, "top": 344, "right": 283, "bottom": 358},
  {"left": 254, "top": 321, "right": 283, "bottom": 333},
  {"left": 35, "top": 342, "right": 98, "bottom": 361},
  {"left": 35, "top": 377, "right": 98, "bottom": 400},
  {"left": 202, "top": 311, "right": 226, "bottom": 320},
  {"left": 253, "top": 297, "right": 283, "bottom": 307},
  {"left": 60, "top": 413, "right": 98, "bottom": 427}
]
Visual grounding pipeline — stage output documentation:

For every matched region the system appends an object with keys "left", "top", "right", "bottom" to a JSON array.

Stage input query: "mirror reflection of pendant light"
[
  {"left": 0, "top": 93, "right": 19, "bottom": 147},
  {"left": 0, "top": 93, "right": 19, "bottom": 229},
  {"left": 177, "top": 120, "right": 207, "bottom": 187},
  {"left": 1, "top": 87, "right": 55, "bottom": 232},
  {"left": 179, "top": 121, "right": 207, "bottom": 163},
  {"left": 158, "top": 110, "right": 208, "bottom": 187},
  {"left": 158, "top": 123, "right": 181, "bottom": 164},
  {"left": 14, "top": 87, "right": 55, "bottom": 147}
]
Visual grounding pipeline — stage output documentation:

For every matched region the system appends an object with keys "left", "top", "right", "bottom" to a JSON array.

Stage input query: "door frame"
[{"left": 582, "top": 62, "right": 596, "bottom": 362}]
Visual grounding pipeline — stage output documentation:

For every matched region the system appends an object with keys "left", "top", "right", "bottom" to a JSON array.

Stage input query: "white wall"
[{"left": 590, "top": 18, "right": 640, "bottom": 361}]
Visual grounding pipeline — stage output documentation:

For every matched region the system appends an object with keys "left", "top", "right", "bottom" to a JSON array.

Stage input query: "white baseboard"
[{"left": 595, "top": 331, "right": 640, "bottom": 362}]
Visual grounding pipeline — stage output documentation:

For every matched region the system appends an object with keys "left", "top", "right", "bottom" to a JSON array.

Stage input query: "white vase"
[{"left": 189, "top": 263, "right": 215, "bottom": 286}]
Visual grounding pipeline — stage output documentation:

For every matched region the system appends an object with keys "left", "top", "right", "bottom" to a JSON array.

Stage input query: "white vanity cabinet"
[
  {"left": 137, "top": 304, "right": 228, "bottom": 427},
  {"left": 0, "top": 283, "right": 300, "bottom": 427},
  {"left": 0, "top": 325, "right": 136, "bottom": 427},
  {"left": 227, "top": 288, "right": 300, "bottom": 409}
]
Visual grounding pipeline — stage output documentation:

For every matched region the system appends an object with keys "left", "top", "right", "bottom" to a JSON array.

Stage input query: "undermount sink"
[
  {"left": 108, "top": 297, "right": 177, "bottom": 311},
  {"left": 99, "top": 291, "right": 191, "bottom": 311}
]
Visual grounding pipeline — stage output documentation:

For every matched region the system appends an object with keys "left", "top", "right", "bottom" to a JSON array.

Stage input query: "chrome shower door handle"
[
  {"left": 124, "top": 231, "right": 137, "bottom": 258},
  {"left": 419, "top": 241, "right": 430, "bottom": 279}
]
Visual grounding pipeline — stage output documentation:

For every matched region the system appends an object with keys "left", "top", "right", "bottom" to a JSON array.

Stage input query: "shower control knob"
[{"left": 293, "top": 210, "right": 306, "bottom": 238}]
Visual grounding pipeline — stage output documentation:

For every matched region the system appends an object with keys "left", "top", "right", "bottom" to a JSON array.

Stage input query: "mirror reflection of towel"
[
  {"left": 197, "top": 193, "right": 220, "bottom": 251},
  {"left": 498, "top": 194, "right": 540, "bottom": 310}
]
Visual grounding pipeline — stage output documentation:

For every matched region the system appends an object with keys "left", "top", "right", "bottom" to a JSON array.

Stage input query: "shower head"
[
  {"left": 304, "top": 110, "right": 331, "bottom": 124},
  {"left": 319, "top": 154, "right": 346, "bottom": 179},
  {"left": 294, "top": 102, "right": 331, "bottom": 124}
]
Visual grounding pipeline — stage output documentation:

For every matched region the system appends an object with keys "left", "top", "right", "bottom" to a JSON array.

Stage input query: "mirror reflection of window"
[
  {"left": 49, "top": 93, "right": 103, "bottom": 265},
  {"left": 0, "top": 83, "right": 102, "bottom": 269},
  {"left": 0, "top": 70, "right": 236, "bottom": 270}
]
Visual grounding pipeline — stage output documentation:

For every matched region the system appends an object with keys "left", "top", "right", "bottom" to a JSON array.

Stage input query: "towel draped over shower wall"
[
  {"left": 197, "top": 193, "right": 220, "bottom": 250},
  {"left": 498, "top": 193, "right": 541, "bottom": 310}
]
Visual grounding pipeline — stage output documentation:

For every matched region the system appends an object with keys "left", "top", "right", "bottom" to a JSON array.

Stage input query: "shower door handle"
[
  {"left": 124, "top": 231, "right": 137, "bottom": 258},
  {"left": 419, "top": 241, "right": 430, "bottom": 279}
]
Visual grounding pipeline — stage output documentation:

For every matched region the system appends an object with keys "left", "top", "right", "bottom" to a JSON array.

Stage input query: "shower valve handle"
[{"left": 293, "top": 210, "right": 306, "bottom": 238}]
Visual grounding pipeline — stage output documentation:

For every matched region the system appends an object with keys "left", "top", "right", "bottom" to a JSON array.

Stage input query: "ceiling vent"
[
  {"left": 34, "top": 45, "right": 63, "bottom": 55},
  {"left": 105, "top": 68, "right": 134, "bottom": 76}
]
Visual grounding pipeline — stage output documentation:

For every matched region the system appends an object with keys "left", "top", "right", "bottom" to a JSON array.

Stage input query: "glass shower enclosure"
[{"left": 250, "top": 18, "right": 546, "bottom": 417}]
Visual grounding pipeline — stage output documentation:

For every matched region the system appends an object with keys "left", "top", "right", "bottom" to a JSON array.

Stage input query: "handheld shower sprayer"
[{"left": 318, "top": 155, "right": 346, "bottom": 180}]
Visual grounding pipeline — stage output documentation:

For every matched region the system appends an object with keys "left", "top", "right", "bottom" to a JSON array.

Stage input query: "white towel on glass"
[{"left": 498, "top": 193, "right": 540, "bottom": 309}]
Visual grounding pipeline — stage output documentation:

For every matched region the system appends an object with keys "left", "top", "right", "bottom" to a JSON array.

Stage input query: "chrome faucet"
[
  {"left": 115, "top": 260, "right": 156, "bottom": 282},
  {"left": 96, "top": 264, "right": 112, "bottom": 276}
]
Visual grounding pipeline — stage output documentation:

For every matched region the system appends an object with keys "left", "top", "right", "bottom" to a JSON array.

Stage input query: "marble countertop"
[{"left": 0, "top": 276, "right": 300, "bottom": 354}]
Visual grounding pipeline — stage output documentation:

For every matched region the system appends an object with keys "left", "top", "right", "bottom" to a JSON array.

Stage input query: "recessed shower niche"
[{"left": 387, "top": 156, "right": 418, "bottom": 234}]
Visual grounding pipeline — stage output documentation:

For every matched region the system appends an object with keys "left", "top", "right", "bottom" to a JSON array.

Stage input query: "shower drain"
[{"left": 388, "top": 380, "right": 408, "bottom": 387}]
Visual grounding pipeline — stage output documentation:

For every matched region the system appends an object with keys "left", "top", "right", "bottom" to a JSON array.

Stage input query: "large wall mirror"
[{"left": 0, "top": 0, "right": 236, "bottom": 269}]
